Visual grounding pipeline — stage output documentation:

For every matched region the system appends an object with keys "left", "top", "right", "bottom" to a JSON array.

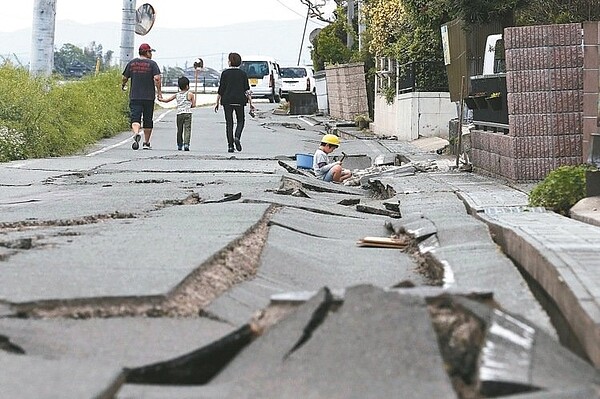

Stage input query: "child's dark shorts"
[{"left": 129, "top": 99, "right": 155, "bottom": 128}]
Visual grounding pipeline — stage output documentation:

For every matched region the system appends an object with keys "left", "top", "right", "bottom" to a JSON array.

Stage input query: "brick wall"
[
  {"left": 325, "top": 63, "right": 369, "bottom": 121},
  {"left": 471, "top": 23, "right": 585, "bottom": 182}
]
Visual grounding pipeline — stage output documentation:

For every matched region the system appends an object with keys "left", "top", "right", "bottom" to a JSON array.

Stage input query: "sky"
[
  {"left": 0, "top": 0, "right": 334, "bottom": 32},
  {"left": 0, "top": 0, "right": 334, "bottom": 68}
]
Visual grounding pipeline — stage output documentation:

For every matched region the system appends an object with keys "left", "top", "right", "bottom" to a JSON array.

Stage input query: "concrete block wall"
[
  {"left": 325, "top": 63, "right": 369, "bottom": 121},
  {"left": 471, "top": 23, "right": 585, "bottom": 182}
]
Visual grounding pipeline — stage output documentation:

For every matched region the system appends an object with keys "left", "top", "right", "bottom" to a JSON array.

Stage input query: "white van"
[{"left": 240, "top": 56, "right": 283, "bottom": 103}]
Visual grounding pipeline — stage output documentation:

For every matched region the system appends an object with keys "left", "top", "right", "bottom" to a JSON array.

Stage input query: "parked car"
[
  {"left": 178, "top": 67, "right": 220, "bottom": 88},
  {"left": 280, "top": 66, "right": 316, "bottom": 100},
  {"left": 240, "top": 56, "right": 282, "bottom": 103}
]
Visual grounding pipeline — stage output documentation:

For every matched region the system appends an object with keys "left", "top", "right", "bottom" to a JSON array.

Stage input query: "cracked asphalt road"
[{"left": 1, "top": 101, "right": 598, "bottom": 398}]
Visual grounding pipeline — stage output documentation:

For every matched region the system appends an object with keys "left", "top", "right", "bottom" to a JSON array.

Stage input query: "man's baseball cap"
[{"left": 139, "top": 43, "right": 155, "bottom": 52}]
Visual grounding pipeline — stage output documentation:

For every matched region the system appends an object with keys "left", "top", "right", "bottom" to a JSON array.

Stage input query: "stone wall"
[
  {"left": 325, "top": 63, "right": 369, "bottom": 121},
  {"left": 471, "top": 23, "right": 585, "bottom": 182}
]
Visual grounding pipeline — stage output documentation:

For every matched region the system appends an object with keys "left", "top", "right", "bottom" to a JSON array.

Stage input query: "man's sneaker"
[
  {"left": 177, "top": 145, "right": 183, "bottom": 151},
  {"left": 142, "top": 142, "right": 151, "bottom": 150},
  {"left": 132, "top": 133, "right": 141, "bottom": 150},
  {"left": 234, "top": 138, "right": 242, "bottom": 152},
  {"left": 228, "top": 146, "right": 234, "bottom": 153},
  {"left": 184, "top": 145, "right": 190, "bottom": 151}
]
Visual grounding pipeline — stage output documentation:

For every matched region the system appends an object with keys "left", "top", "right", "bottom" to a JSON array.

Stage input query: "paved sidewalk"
[{"left": 443, "top": 172, "right": 600, "bottom": 367}]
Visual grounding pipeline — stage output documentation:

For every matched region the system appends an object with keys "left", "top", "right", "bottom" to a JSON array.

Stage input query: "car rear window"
[
  {"left": 281, "top": 68, "right": 307, "bottom": 78},
  {"left": 240, "top": 61, "right": 269, "bottom": 78}
]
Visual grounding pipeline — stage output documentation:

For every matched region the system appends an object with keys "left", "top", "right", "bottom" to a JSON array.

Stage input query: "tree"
[
  {"left": 299, "top": 0, "right": 347, "bottom": 23},
  {"left": 362, "top": 0, "right": 404, "bottom": 57},
  {"left": 54, "top": 44, "right": 86, "bottom": 76},
  {"left": 104, "top": 50, "right": 114, "bottom": 67},
  {"left": 517, "top": 0, "right": 600, "bottom": 25},
  {"left": 54, "top": 42, "right": 111, "bottom": 78},
  {"left": 311, "top": 6, "right": 356, "bottom": 70}
]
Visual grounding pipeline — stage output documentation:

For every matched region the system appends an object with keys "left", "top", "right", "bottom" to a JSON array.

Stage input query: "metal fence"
[{"left": 376, "top": 59, "right": 448, "bottom": 96}]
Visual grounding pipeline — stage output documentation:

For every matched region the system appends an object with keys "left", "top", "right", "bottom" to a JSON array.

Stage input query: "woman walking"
[{"left": 214, "top": 52, "right": 255, "bottom": 152}]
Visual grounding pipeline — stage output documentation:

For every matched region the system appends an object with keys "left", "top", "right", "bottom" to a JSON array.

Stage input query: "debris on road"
[{"left": 356, "top": 236, "right": 408, "bottom": 248}]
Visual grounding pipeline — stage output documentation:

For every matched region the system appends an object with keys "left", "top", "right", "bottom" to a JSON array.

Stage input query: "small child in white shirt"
[{"left": 159, "top": 76, "right": 196, "bottom": 151}]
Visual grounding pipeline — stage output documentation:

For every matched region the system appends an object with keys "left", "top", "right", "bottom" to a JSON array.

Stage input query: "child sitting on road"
[
  {"left": 313, "top": 134, "right": 352, "bottom": 183},
  {"left": 159, "top": 76, "right": 196, "bottom": 151}
]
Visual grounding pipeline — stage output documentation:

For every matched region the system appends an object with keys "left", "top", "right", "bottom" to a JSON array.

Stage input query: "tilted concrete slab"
[
  {"left": 269, "top": 206, "right": 391, "bottom": 239},
  {"left": 400, "top": 191, "right": 468, "bottom": 216},
  {"left": 0, "top": 317, "right": 233, "bottom": 369},
  {"left": 279, "top": 174, "right": 365, "bottom": 196},
  {"left": 0, "top": 351, "right": 125, "bottom": 399},
  {"left": 203, "top": 275, "right": 296, "bottom": 326},
  {"left": 258, "top": 225, "right": 424, "bottom": 291},
  {"left": 479, "top": 210, "right": 600, "bottom": 367},
  {"left": 386, "top": 172, "right": 456, "bottom": 195},
  {"left": 430, "top": 241, "right": 555, "bottom": 337},
  {"left": 116, "top": 383, "right": 233, "bottom": 398},
  {"left": 386, "top": 213, "right": 437, "bottom": 240},
  {"left": 455, "top": 297, "right": 600, "bottom": 396},
  {"left": 214, "top": 285, "right": 456, "bottom": 398},
  {"left": 426, "top": 214, "right": 496, "bottom": 247},
  {"left": 246, "top": 189, "right": 384, "bottom": 219},
  {"left": 505, "top": 386, "right": 600, "bottom": 398},
  {"left": 395, "top": 181, "right": 555, "bottom": 336},
  {"left": 0, "top": 203, "right": 270, "bottom": 302}
]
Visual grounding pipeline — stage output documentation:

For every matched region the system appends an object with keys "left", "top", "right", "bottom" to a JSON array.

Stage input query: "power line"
[
  {"left": 274, "top": 0, "right": 328, "bottom": 27},
  {"left": 274, "top": 0, "right": 309, "bottom": 18}
]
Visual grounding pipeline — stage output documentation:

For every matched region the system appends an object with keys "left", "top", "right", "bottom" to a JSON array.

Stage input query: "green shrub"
[
  {"left": 0, "top": 64, "right": 129, "bottom": 162},
  {"left": 528, "top": 165, "right": 591, "bottom": 215}
]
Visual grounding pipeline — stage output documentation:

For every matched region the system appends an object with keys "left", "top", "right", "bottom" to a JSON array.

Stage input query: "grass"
[{"left": 0, "top": 63, "right": 129, "bottom": 162}]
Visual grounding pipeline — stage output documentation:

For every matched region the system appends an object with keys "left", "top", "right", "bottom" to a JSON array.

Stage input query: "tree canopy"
[
  {"left": 53, "top": 42, "right": 113, "bottom": 78},
  {"left": 305, "top": 0, "right": 600, "bottom": 67}
]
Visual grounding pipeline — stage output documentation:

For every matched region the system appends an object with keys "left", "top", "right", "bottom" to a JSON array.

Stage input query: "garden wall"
[
  {"left": 325, "top": 63, "right": 369, "bottom": 121},
  {"left": 471, "top": 23, "right": 586, "bottom": 182},
  {"left": 373, "top": 92, "right": 456, "bottom": 141}
]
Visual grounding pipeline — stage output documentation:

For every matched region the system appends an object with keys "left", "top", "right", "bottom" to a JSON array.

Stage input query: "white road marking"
[{"left": 86, "top": 110, "right": 173, "bottom": 157}]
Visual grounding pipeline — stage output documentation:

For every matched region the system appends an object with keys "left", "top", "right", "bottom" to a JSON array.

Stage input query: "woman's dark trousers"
[{"left": 223, "top": 104, "right": 245, "bottom": 149}]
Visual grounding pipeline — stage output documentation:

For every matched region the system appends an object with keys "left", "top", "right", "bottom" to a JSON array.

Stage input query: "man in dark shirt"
[{"left": 122, "top": 43, "right": 163, "bottom": 150}]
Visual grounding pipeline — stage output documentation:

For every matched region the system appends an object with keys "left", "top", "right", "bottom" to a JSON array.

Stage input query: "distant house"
[{"left": 64, "top": 61, "right": 93, "bottom": 78}]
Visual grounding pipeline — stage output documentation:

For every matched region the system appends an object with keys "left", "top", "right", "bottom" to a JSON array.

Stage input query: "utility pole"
[
  {"left": 357, "top": 0, "right": 365, "bottom": 51},
  {"left": 120, "top": 0, "right": 136, "bottom": 70},
  {"left": 30, "top": 0, "right": 57, "bottom": 76},
  {"left": 298, "top": 6, "right": 310, "bottom": 66},
  {"left": 347, "top": 0, "right": 354, "bottom": 49}
]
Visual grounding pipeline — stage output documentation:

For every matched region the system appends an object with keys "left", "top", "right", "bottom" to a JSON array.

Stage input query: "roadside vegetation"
[
  {"left": 0, "top": 63, "right": 128, "bottom": 162},
  {"left": 528, "top": 165, "right": 591, "bottom": 215}
]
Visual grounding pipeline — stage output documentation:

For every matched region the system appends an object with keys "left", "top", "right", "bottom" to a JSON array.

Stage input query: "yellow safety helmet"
[{"left": 321, "top": 134, "right": 340, "bottom": 146}]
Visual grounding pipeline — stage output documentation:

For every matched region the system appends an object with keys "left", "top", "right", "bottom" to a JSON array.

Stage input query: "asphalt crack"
[
  {"left": 0, "top": 211, "right": 136, "bottom": 232},
  {"left": 8, "top": 205, "right": 279, "bottom": 319}
]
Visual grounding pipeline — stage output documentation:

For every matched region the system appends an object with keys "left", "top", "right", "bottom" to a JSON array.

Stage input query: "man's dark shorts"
[{"left": 129, "top": 99, "right": 155, "bottom": 129}]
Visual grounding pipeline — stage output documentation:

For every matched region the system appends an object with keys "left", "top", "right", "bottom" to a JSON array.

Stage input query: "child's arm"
[
  {"left": 188, "top": 91, "right": 196, "bottom": 108},
  {"left": 158, "top": 94, "right": 177, "bottom": 103}
]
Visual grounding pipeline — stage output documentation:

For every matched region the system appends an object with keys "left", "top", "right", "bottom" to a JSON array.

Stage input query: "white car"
[
  {"left": 240, "top": 56, "right": 283, "bottom": 103},
  {"left": 280, "top": 66, "right": 316, "bottom": 101}
]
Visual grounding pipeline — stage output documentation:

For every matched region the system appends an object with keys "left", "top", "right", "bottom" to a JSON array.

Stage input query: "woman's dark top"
[{"left": 218, "top": 67, "right": 250, "bottom": 106}]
